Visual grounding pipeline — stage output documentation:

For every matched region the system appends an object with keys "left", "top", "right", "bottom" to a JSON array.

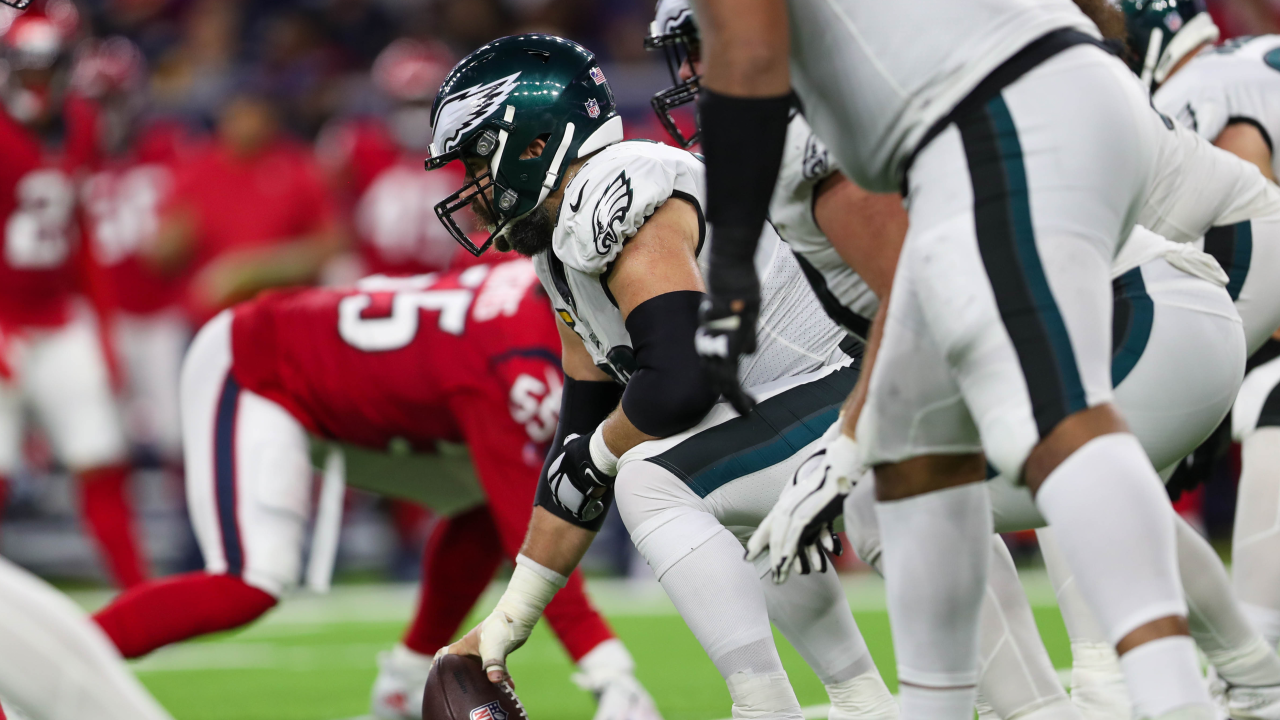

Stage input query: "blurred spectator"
[
  {"left": 147, "top": 0, "right": 238, "bottom": 124},
  {"left": 76, "top": 35, "right": 198, "bottom": 464},
  {"left": 317, "top": 38, "right": 467, "bottom": 279},
  {"left": 150, "top": 90, "right": 344, "bottom": 324},
  {"left": 0, "top": 1, "right": 150, "bottom": 589}
]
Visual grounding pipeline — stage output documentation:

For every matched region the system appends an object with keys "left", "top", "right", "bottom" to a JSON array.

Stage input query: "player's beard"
[{"left": 471, "top": 191, "right": 554, "bottom": 257}]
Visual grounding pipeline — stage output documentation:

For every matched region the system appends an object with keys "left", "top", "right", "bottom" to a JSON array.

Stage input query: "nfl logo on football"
[
  {"left": 585, "top": 99, "right": 601, "bottom": 118},
  {"left": 469, "top": 702, "right": 508, "bottom": 720}
]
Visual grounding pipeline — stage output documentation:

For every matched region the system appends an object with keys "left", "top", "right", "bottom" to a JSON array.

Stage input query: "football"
[{"left": 422, "top": 654, "right": 530, "bottom": 720}]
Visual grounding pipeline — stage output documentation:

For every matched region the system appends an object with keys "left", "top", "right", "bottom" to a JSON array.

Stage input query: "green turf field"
[{"left": 72, "top": 570, "right": 1072, "bottom": 720}]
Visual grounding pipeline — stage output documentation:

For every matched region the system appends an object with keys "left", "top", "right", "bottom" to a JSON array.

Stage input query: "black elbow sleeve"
[
  {"left": 621, "top": 290, "right": 721, "bottom": 437},
  {"left": 533, "top": 376, "right": 623, "bottom": 532}
]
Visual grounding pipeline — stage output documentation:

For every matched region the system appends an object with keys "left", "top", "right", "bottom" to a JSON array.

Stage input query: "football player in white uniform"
[
  {"left": 1131, "top": 0, "right": 1280, "bottom": 665},
  {"left": 690, "top": 0, "right": 1242, "bottom": 716},
  {"left": 0, "top": 557, "right": 173, "bottom": 720},
  {"left": 650, "top": 2, "right": 1280, "bottom": 718},
  {"left": 425, "top": 35, "right": 899, "bottom": 719}
]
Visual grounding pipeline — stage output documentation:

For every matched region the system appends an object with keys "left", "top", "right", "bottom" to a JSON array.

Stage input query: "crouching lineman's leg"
[
  {"left": 860, "top": 46, "right": 1209, "bottom": 719},
  {"left": 844, "top": 479, "right": 1081, "bottom": 720},
  {"left": 618, "top": 362, "right": 895, "bottom": 719},
  {"left": 94, "top": 311, "right": 303, "bottom": 657},
  {"left": 0, "top": 556, "right": 172, "bottom": 720},
  {"left": 1231, "top": 356, "right": 1280, "bottom": 650}
]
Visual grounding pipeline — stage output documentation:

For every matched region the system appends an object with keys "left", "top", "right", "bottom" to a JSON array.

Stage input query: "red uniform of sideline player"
[
  {"left": 0, "top": 2, "right": 149, "bottom": 589},
  {"left": 77, "top": 36, "right": 201, "bottom": 464},
  {"left": 93, "top": 258, "right": 662, "bottom": 720}
]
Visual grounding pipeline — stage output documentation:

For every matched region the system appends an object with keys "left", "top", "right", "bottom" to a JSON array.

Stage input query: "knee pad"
[{"left": 726, "top": 670, "right": 803, "bottom": 720}]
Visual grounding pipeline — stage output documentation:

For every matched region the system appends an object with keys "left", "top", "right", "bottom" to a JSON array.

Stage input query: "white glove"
[{"left": 747, "top": 418, "right": 867, "bottom": 584}]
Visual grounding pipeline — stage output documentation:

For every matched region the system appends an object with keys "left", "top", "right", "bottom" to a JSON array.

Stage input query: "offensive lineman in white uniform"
[
  {"left": 425, "top": 35, "right": 899, "bottom": 718},
  {"left": 648, "top": 2, "right": 1280, "bottom": 718},
  {"left": 1138, "top": 0, "right": 1280, "bottom": 664},
  {"left": 690, "top": 0, "right": 1225, "bottom": 717}
]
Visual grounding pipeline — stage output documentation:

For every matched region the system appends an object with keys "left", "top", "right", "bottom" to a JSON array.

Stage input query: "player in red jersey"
[
  {"left": 0, "top": 2, "right": 150, "bottom": 589},
  {"left": 77, "top": 36, "right": 200, "bottom": 464},
  {"left": 153, "top": 90, "right": 344, "bottom": 326},
  {"left": 317, "top": 39, "right": 470, "bottom": 279},
  {"left": 92, "top": 258, "right": 662, "bottom": 720}
]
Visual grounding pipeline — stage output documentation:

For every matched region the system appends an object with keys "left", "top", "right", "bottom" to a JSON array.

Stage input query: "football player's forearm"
[
  {"left": 518, "top": 506, "right": 598, "bottom": 577},
  {"left": 695, "top": 0, "right": 790, "bottom": 97},
  {"left": 600, "top": 407, "right": 659, "bottom": 459}
]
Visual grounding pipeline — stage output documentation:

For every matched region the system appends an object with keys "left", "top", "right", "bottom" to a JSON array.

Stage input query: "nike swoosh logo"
[{"left": 568, "top": 181, "right": 588, "bottom": 213}]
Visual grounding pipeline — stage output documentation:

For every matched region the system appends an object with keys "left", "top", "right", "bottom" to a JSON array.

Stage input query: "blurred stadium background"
[{"left": 1, "top": 0, "right": 1278, "bottom": 717}]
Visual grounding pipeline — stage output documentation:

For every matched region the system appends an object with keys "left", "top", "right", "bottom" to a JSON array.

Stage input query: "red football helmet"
[
  {"left": 371, "top": 39, "right": 454, "bottom": 104},
  {"left": 1, "top": 0, "right": 78, "bottom": 70},
  {"left": 71, "top": 36, "right": 144, "bottom": 98}
]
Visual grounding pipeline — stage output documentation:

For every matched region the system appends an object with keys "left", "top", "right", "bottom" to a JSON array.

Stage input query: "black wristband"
[
  {"left": 622, "top": 290, "right": 720, "bottom": 436},
  {"left": 699, "top": 89, "right": 794, "bottom": 270},
  {"left": 534, "top": 376, "right": 623, "bottom": 531}
]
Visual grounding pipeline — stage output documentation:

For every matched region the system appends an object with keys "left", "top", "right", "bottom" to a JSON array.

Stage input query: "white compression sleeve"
[
  {"left": 1037, "top": 527, "right": 1130, "bottom": 720},
  {"left": 1034, "top": 433, "right": 1209, "bottom": 715},
  {"left": 0, "top": 556, "right": 174, "bottom": 720},
  {"left": 757, "top": 560, "right": 876, "bottom": 686},
  {"left": 1233, "top": 428, "right": 1280, "bottom": 649},
  {"left": 878, "top": 481, "right": 991, "bottom": 717},
  {"left": 1175, "top": 515, "right": 1280, "bottom": 687},
  {"left": 659, "top": 527, "right": 802, "bottom": 718},
  {"left": 977, "top": 536, "right": 1081, "bottom": 720}
]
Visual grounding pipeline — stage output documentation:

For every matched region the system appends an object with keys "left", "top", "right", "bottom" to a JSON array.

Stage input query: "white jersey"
[
  {"left": 770, "top": 113, "right": 878, "bottom": 338},
  {"left": 1154, "top": 35, "right": 1280, "bottom": 180},
  {"left": 534, "top": 140, "right": 846, "bottom": 389},
  {"left": 784, "top": 0, "right": 1094, "bottom": 192}
]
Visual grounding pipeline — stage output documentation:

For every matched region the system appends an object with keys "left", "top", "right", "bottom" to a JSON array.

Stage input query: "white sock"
[
  {"left": 1068, "top": 642, "right": 1131, "bottom": 720},
  {"left": 1233, "top": 429, "right": 1280, "bottom": 651},
  {"left": 726, "top": 671, "right": 804, "bottom": 720},
  {"left": 978, "top": 536, "right": 1079, "bottom": 719},
  {"left": 825, "top": 672, "right": 899, "bottom": 720},
  {"left": 877, "top": 481, "right": 991, "bottom": 719},
  {"left": 577, "top": 638, "right": 636, "bottom": 683},
  {"left": 1176, "top": 517, "right": 1280, "bottom": 687},
  {"left": 1034, "top": 433, "right": 1187, "bottom": 642},
  {"left": 1118, "top": 636, "right": 1210, "bottom": 718},
  {"left": 0, "top": 557, "right": 174, "bottom": 720},
  {"left": 899, "top": 686, "right": 976, "bottom": 718}
]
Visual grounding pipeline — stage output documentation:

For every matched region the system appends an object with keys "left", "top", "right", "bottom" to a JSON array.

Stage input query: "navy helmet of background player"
[
  {"left": 1122, "top": 0, "right": 1219, "bottom": 91},
  {"left": 424, "top": 34, "right": 623, "bottom": 256}
]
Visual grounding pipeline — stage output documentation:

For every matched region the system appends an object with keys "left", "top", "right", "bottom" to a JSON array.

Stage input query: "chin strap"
[
  {"left": 1154, "top": 12, "right": 1219, "bottom": 87},
  {"left": 536, "top": 122, "right": 576, "bottom": 208},
  {"left": 1140, "top": 26, "right": 1164, "bottom": 91}
]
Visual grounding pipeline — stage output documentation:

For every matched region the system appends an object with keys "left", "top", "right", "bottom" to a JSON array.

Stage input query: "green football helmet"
[
  {"left": 424, "top": 34, "right": 623, "bottom": 256},
  {"left": 1121, "top": 0, "right": 1219, "bottom": 91}
]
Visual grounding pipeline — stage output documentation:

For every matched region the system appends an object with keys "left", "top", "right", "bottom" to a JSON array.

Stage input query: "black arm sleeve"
[
  {"left": 533, "top": 376, "right": 624, "bottom": 531},
  {"left": 621, "top": 290, "right": 721, "bottom": 437},
  {"left": 699, "top": 89, "right": 793, "bottom": 289}
]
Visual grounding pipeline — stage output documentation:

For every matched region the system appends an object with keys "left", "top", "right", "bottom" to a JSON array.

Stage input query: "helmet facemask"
[
  {"left": 645, "top": 24, "right": 700, "bottom": 148},
  {"left": 428, "top": 121, "right": 513, "bottom": 256}
]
